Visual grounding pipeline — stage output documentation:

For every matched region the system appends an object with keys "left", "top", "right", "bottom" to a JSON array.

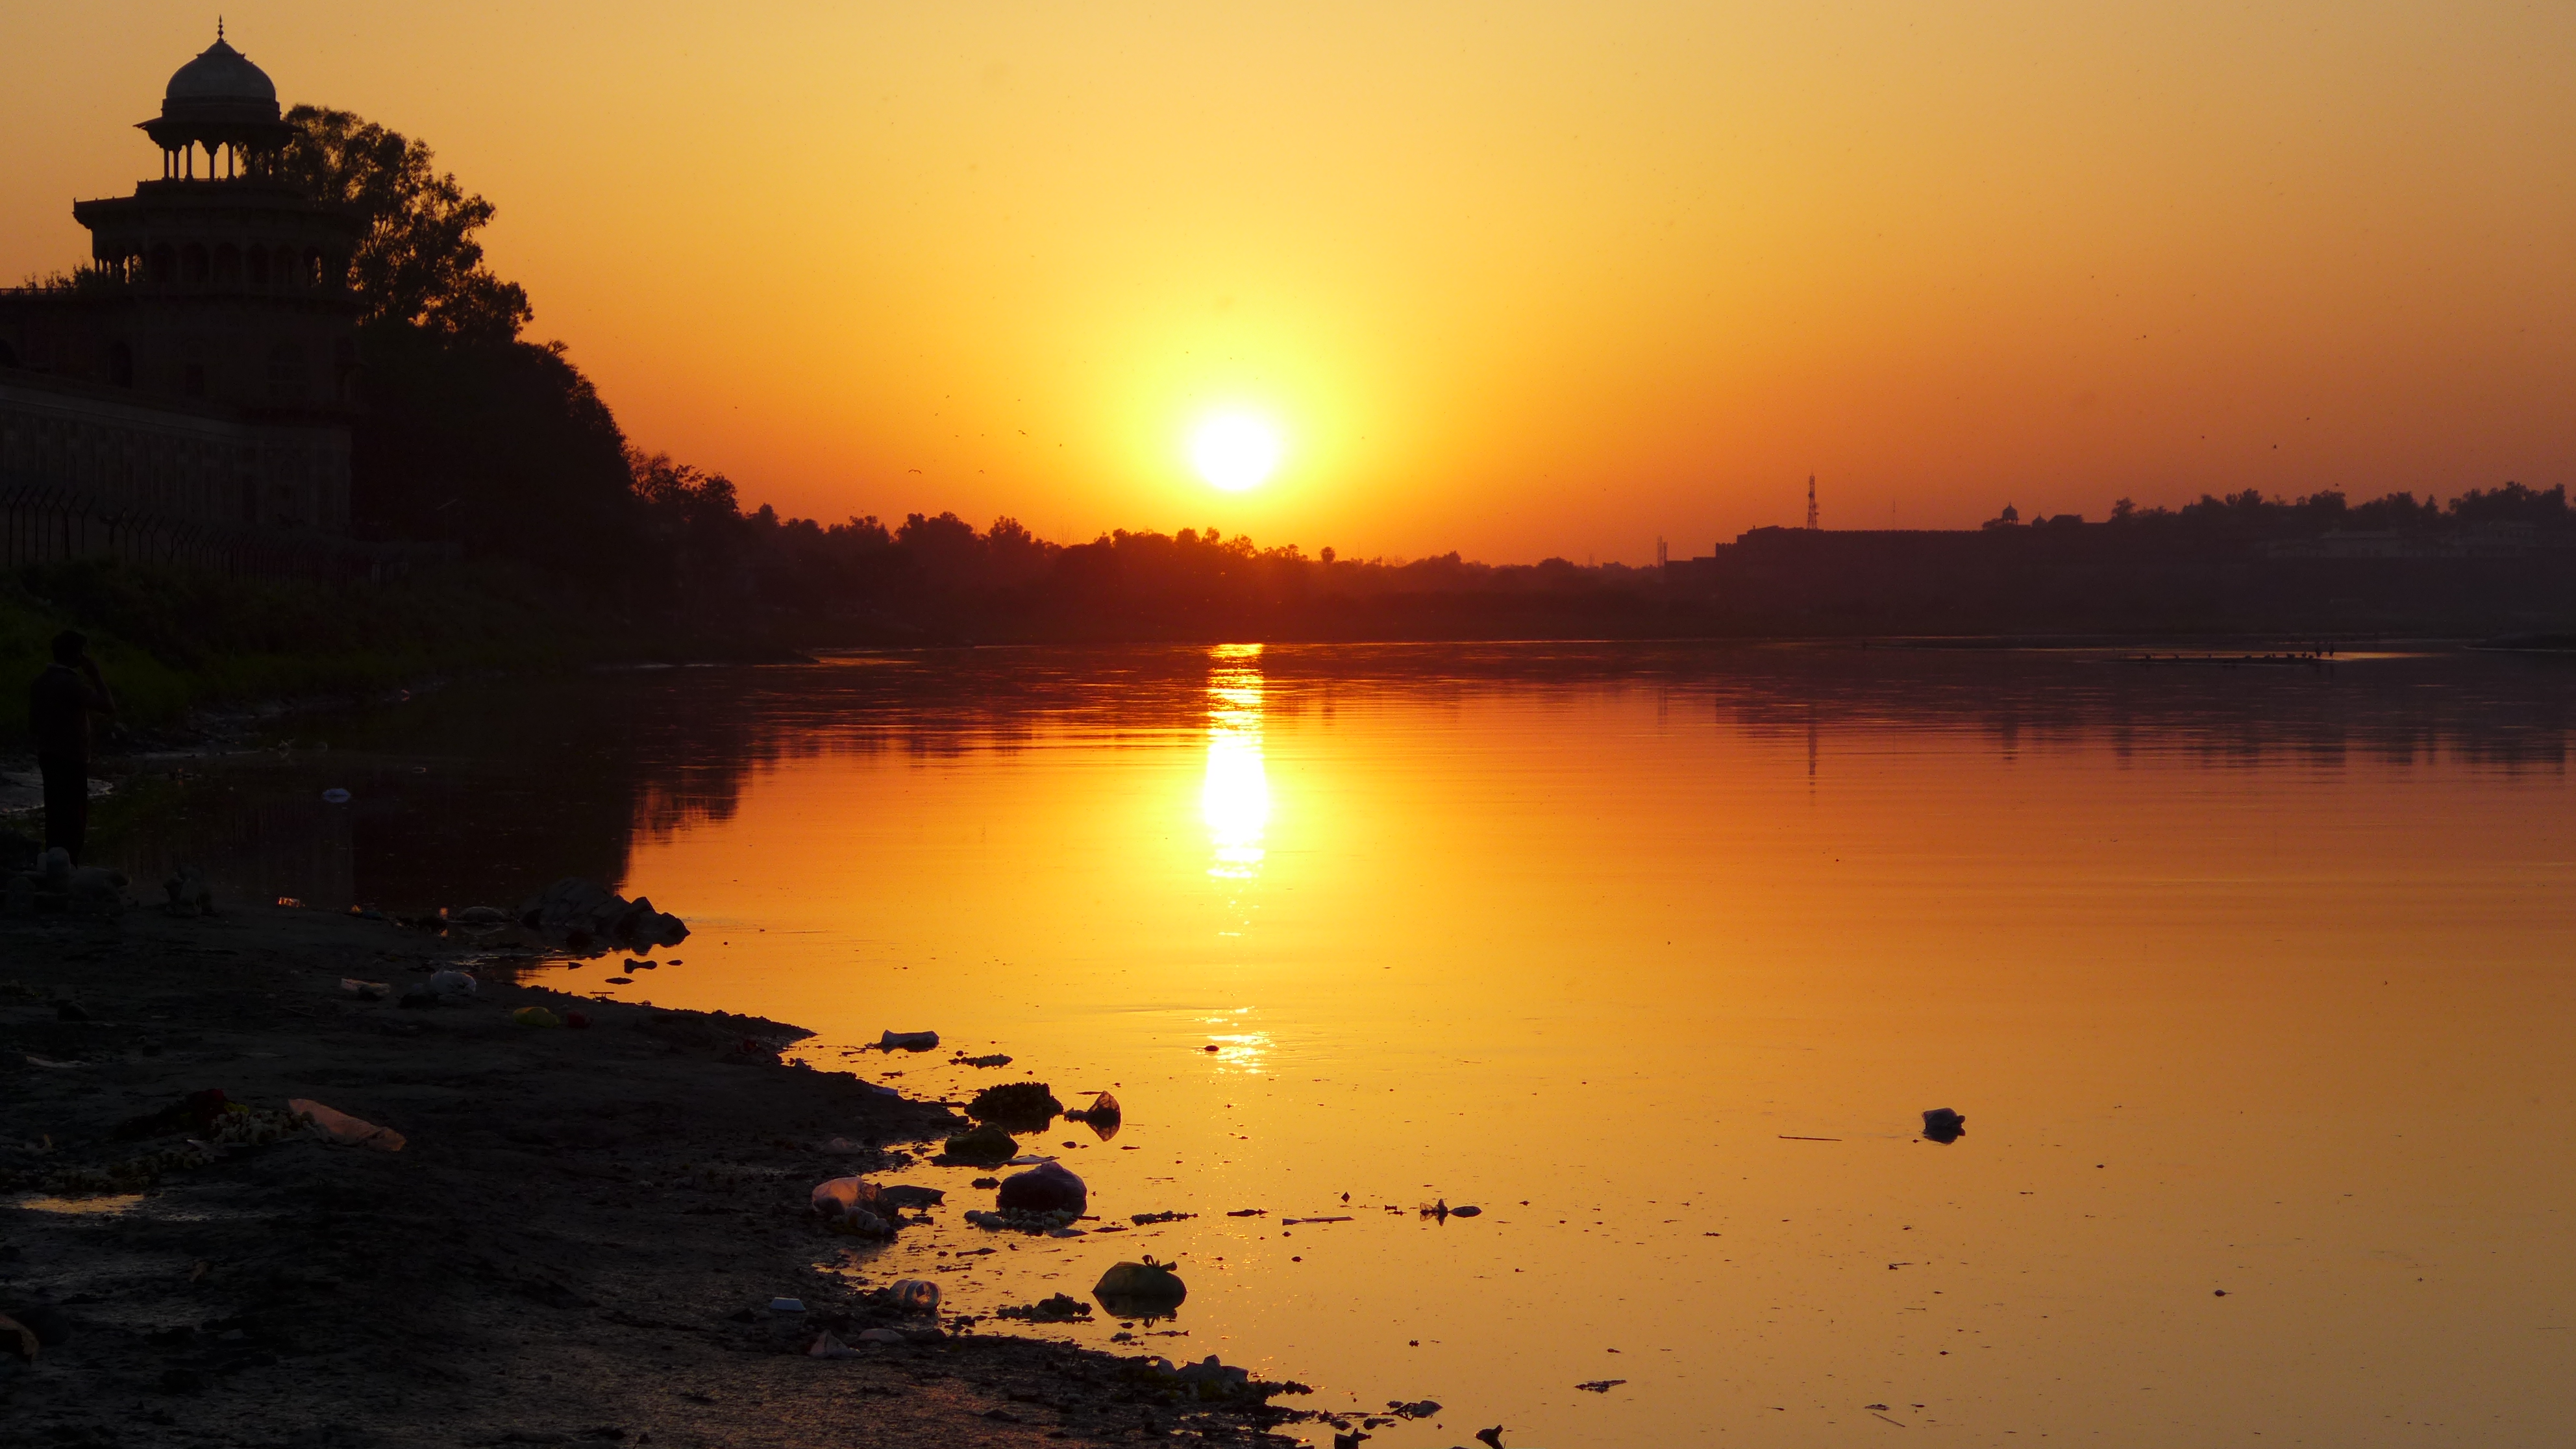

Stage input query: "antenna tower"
[{"left": 1805, "top": 475, "right": 1818, "bottom": 530}]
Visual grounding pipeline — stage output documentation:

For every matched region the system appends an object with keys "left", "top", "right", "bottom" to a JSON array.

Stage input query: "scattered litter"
[
  {"left": 1131, "top": 1210, "right": 1196, "bottom": 1224},
  {"left": 288, "top": 1099, "right": 404, "bottom": 1152},
  {"left": 1281, "top": 1216, "right": 1352, "bottom": 1225},
  {"left": 426, "top": 969, "right": 478, "bottom": 1000},
  {"left": 885, "top": 1279, "right": 941, "bottom": 1313},
  {"left": 321, "top": 788, "right": 351, "bottom": 803},
  {"left": 877, "top": 1029, "right": 939, "bottom": 1052},
  {"left": 510, "top": 1006, "right": 562, "bottom": 1029},
  {"left": 1922, "top": 1108, "right": 1966, "bottom": 1144},
  {"left": 806, "top": 1330, "right": 855, "bottom": 1358},
  {"left": 810, "top": 1178, "right": 895, "bottom": 1239},
  {"left": 770, "top": 1297, "right": 806, "bottom": 1313},
  {"left": 1387, "top": 1400, "right": 1441, "bottom": 1418},
  {"left": 1226, "top": 1208, "right": 1267, "bottom": 1218},
  {"left": 1778, "top": 1135, "right": 1842, "bottom": 1142},
  {"left": 856, "top": 1327, "right": 905, "bottom": 1343},
  {"left": 338, "top": 979, "right": 388, "bottom": 1000},
  {"left": 955, "top": 1052, "right": 1013, "bottom": 1068},
  {"left": 1576, "top": 1379, "right": 1626, "bottom": 1393}
]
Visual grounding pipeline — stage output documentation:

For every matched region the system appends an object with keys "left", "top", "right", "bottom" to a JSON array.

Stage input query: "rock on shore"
[{"left": 0, "top": 902, "right": 1309, "bottom": 1447}]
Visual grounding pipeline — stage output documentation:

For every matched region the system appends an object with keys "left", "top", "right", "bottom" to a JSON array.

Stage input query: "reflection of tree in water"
[{"left": 112, "top": 645, "right": 2576, "bottom": 911}]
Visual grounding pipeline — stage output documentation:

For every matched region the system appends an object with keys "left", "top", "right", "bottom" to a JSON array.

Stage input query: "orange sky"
[{"left": 5, "top": 3, "right": 2571, "bottom": 562}]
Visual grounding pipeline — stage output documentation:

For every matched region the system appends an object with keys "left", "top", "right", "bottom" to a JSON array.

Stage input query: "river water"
[{"left": 105, "top": 643, "right": 2576, "bottom": 1446}]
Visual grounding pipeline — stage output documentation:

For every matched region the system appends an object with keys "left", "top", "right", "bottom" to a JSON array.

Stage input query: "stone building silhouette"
[{"left": 0, "top": 27, "right": 361, "bottom": 564}]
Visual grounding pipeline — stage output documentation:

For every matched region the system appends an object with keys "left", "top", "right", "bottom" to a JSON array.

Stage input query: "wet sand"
[{"left": 0, "top": 902, "right": 1309, "bottom": 1448}]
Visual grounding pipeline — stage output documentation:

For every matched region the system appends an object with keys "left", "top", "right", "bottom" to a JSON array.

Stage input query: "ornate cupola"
[{"left": 139, "top": 23, "right": 293, "bottom": 180}]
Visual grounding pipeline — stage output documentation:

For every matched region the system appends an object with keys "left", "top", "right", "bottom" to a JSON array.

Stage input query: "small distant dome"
[{"left": 161, "top": 35, "right": 280, "bottom": 123}]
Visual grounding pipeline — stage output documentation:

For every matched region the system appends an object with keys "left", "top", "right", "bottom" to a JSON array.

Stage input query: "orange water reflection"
[
  {"left": 1202, "top": 642, "right": 1269, "bottom": 892},
  {"left": 504, "top": 644, "right": 2576, "bottom": 1447}
]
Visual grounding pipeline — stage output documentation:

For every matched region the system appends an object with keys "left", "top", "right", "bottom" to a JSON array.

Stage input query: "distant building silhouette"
[{"left": 0, "top": 27, "right": 360, "bottom": 564}]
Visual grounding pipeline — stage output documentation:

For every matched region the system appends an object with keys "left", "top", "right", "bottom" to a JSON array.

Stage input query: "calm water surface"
[{"left": 116, "top": 644, "right": 2576, "bottom": 1446}]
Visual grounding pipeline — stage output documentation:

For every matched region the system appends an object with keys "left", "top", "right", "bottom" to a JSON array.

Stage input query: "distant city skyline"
[{"left": 4, "top": 3, "right": 2568, "bottom": 564}]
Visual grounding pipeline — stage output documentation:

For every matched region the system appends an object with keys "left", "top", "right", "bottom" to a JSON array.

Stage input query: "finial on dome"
[{"left": 218, "top": 16, "right": 225, "bottom": 42}]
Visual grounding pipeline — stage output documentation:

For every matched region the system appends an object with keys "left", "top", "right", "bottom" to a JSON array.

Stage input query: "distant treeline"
[
  {"left": 298, "top": 105, "right": 2567, "bottom": 643},
  {"left": 2018, "top": 482, "right": 2573, "bottom": 537}
]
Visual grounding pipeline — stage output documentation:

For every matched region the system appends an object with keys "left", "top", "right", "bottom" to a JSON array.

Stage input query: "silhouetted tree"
[{"left": 280, "top": 105, "right": 532, "bottom": 339}]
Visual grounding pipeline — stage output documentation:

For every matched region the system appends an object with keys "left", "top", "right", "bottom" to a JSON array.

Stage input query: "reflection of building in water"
[{"left": 1202, "top": 644, "right": 1269, "bottom": 883}]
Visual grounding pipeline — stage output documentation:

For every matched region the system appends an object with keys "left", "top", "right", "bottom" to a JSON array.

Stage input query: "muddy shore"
[{"left": 1, "top": 902, "right": 1312, "bottom": 1448}]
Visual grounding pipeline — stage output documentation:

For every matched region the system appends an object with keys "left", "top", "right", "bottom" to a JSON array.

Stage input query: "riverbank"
[
  {"left": 0, "top": 902, "right": 1311, "bottom": 1448},
  {"left": 0, "top": 558, "right": 818, "bottom": 747}
]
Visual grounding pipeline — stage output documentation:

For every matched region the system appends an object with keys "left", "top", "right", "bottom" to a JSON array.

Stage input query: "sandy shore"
[{"left": 0, "top": 900, "right": 1310, "bottom": 1448}]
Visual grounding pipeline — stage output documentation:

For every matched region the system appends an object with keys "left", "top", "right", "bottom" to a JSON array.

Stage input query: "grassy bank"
[{"left": 0, "top": 559, "right": 693, "bottom": 743}]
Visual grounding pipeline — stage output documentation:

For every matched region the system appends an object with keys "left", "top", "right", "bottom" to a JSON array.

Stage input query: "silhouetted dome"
[{"left": 161, "top": 36, "right": 280, "bottom": 123}]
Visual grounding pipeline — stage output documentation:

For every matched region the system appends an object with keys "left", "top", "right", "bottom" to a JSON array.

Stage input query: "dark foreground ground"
[{"left": 0, "top": 904, "right": 1309, "bottom": 1449}]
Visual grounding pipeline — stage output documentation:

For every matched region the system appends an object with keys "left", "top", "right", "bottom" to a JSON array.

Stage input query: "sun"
[{"left": 1190, "top": 413, "right": 1282, "bottom": 492}]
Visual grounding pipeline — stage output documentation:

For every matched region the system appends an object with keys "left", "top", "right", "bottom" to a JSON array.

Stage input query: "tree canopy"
[{"left": 280, "top": 105, "right": 532, "bottom": 339}]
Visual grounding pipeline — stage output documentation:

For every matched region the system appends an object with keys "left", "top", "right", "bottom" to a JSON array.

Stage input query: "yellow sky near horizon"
[{"left": 3, "top": 2, "right": 2570, "bottom": 562}]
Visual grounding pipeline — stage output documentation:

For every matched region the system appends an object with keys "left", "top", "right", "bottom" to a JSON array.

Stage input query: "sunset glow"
[
  {"left": 1190, "top": 413, "right": 1282, "bottom": 493},
  {"left": 8, "top": 5, "right": 2567, "bottom": 560}
]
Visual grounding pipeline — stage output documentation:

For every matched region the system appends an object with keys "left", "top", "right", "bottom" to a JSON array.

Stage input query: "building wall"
[{"left": 0, "top": 368, "right": 348, "bottom": 534}]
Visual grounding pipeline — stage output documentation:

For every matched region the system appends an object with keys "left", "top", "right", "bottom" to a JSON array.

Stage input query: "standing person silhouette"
[{"left": 29, "top": 630, "right": 115, "bottom": 863}]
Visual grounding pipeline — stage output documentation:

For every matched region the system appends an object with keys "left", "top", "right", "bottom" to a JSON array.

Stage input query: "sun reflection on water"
[{"left": 1202, "top": 644, "right": 1269, "bottom": 884}]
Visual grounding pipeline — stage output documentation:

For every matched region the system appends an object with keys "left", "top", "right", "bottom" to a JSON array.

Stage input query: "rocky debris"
[
  {"left": 1476, "top": 1427, "right": 1507, "bottom": 1448},
  {"left": 1922, "top": 1107, "right": 1967, "bottom": 1144},
  {"left": 964, "top": 1207, "right": 1082, "bottom": 1235},
  {"left": 1387, "top": 1398, "right": 1442, "bottom": 1418},
  {"left": 877, "top": 1028, "right": 939, "bottom": 1051},
  {"left": 516, "top": 878, "right": 689, "bottom": 952},
  {"left": 997, "top": 1160, "right": 1087, "bottom": 1215},
  {"left": 1130, "top": 1209, "right": 1196, "bottom": 1224},
  {"left": 997, "top": 1293, "right": 1093, "bottom": 1322},
  {"left": 937, "top": 1123, "right": 1019, "bottom": 1165},
  {"left": 1574, "top": 1378, "right": 1626, "bottom": 1392},
  {"left": 1094, "top": 1257, "right": 1189, "bottom": 1315},
  {"left": 952, "top": 1050, "right": 1013, "bottom": 1067},
  {"left": 1123, "top": 1352, "right": 1312, "bottom": 1411},
  {"left": 0, "top": 908, "right": 1314, "bottom": 1449},
  {"left": 1420, "top": 1198, "right": 1480, "bottom": 1220},
  {"left": 967, "top": 1080, "right": 1064, "bottom": 1131},
  {"left": 161, "top": 863, "right": 214, "bottom": 916},
  {"left": 1065, "top": 1089, "right": 1123, "bottom": 1139}
]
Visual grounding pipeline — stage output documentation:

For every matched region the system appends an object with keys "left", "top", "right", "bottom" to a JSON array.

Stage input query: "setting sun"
[{"left": 1190, "top": 414, "right": 1283, "bottom": 493}]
